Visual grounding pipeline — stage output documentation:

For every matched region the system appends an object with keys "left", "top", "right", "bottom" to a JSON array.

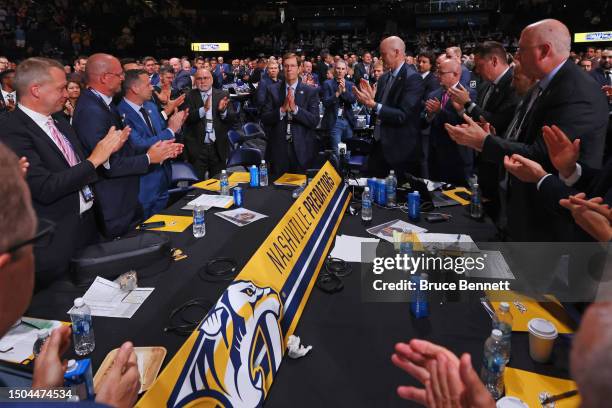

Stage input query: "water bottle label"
[
  {"left": 483, "top": 355, "right": 505, "bottom": 373},
  {"left": 362, "top": 199, "right": 372, "bottom": 209}
]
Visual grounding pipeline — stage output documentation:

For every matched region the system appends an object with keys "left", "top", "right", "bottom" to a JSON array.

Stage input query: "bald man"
[
  {"left": 444, "top": 19, "right": 609, "bottom": 242},
  {"left": 169, "top": 57, "right": 192, "bottom": 91},
  {"left": 354, "top": 36, "right": 424, "bottom": 179},
  {"left": 73, "top": 53, "right": 178, "bottom": 238}
]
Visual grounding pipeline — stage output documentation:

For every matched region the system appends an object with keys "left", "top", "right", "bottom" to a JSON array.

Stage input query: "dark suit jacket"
[
  {"left": 421, "top": 72, "right": 441, "bottom": 101},
  {"left": 480, "top": 59, "right": 609, "bottom": 241},
  {"left": 353, "top": 62, "right": 375, "bottom": 85},
  {"left": 467, "top": 67, "right": 519, "bottom": 135},
  {"left": 149, "top": 73, "right": 160, "bottom": 87},
  {"left": 426, "top": 86, "right": 477, "bottom": 184},
  {"left": 117, "top": 99, "right": 173, "bottom": 212},
  {"left": 321, "top": 78, "right": 357, "bottom": 130},
  {"left": 316, "top": 61, "right": 331, "bottom": 84},
  {"left": 183, "top": 88, "right": 239, "bottom": 166},
  {"left": 372, "top": 63, "right": 425, "bottom": 167},
  {"left": 72, "top": 88, "right": 150, "bottom": 238},
  {"left": 0, "top": 108, "right": 99, "bottom": 284},
  {"left": 590, "top": 67, "right": 610, "bottom": 87},
  {"left": 172, "top": 70, "right": 192, "bottom": 91},
  {"left": 256, "top": 77, "right": 280, "bottom": 108},
  {"left": 261, "top": 80, "right": 320, "bottom": 175}
]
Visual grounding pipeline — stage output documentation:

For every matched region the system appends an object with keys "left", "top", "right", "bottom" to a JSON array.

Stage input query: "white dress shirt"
[
  {"left": 18, "top": 104, "right": 93, "bottom": 214},
  {"left": 1, "top": 88, "right": 16, "bottom": 104}
]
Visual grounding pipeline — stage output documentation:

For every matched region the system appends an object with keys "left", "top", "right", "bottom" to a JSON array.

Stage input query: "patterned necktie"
[
  {"left": 47, "top": 117, "right": 79, "bottom": 166},
  {"left": 441, "top": 91, "right": 450, "bottom": 108}
]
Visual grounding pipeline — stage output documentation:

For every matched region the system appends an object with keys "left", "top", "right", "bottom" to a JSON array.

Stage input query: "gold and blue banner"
[
  {"left": 137, "top": 162, "right": 350, "bottom": 407},
  {"left": 574, "top": 31, "right": 612, "bottom": 42},
  {"left": 190, "top": 43, "right": 230, "bottom": 52}
]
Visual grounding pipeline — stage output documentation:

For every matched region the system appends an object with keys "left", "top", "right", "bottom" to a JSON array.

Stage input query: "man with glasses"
[
  {"left": 73, "top": 53, "right": 178, "bottom": 239},
  {"left": 0, "top": 57, "right": 132, "bottom": 288},
  {"left": 261, "top": 53, "right": 320, "bottom": 176},
  {"left": 0, "top": 142, "right": 140, "bottom": 406},
  {"left": 444, "top": 19, "right": 608, "bottom": 242}
]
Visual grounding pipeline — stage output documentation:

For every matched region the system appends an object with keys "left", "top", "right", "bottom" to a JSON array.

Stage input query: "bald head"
[
  {"left": 518, "top": 19, "right": 570, "bottom": 79},
  {"left": 85, "top": 53, "right": 123, "bottom": 95},
  {"left": 571, "top": 302, "right": 612, "bottom": 408},
  {"left": 380, "top": 36, "right": 406, "bottom": 70},
  {"left": 438, "top": 58, "right": 461, "bottom": 89}
]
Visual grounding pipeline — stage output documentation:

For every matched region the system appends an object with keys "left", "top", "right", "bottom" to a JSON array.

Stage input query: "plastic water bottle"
[
  {"left": 493, "top": 302, "right": 513, "bottom": 362},
  {"left": 361, "top": 187, "right": 373, "bottom": 222},
  {"left": 480, "top": 329, "right": 507, "bottom": 400},
  {"left": 470, "top": 183, "right": 483, "bottom": 219},
  {"left": 220, "top": 170, "right": 229, "bottom": 196},
  {"left": 386, "top": 170, "right": 397, "bottom": 206},
  {"left": 259, "top": 160, "right": 268, "bottom": 187},
  {"left": 193, "top": 205, "right": 206, "bottom": 238},
  {"left": 70, "top": 298, "right": 95, "bottom": 356},
  {"left": 33, "top": 329, "right": 50, "bottom": 357},
  {"left": 410, "top": 273, "right": 429, "bottom": 318}
]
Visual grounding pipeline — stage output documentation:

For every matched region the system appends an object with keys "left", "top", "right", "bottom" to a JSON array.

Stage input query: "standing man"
[
  {"left": 353, "top": 52, "right": 374, "bottom": 85},
  {"left": 261, "top": 53, "right": 320, "bottom": 176},
  {"left": 424, "top": 58, "right": 477, "bottom": 185},
  {"left": 183, "top": 68, "right": 239, "bottom": 180},
  {"left": 354, "top": 36, "right": 424, "bottom": 179},
  {"left": 0, "top": 57, "right": 129, "bottom": 287},
  {"left": 170, "top": 57, "right": 192, "bottom": 91},
  {"left": 590, "top": 48, "right": 612, "bottom": 161},
  {"left": 417, "top": 52, "right": 440, "bottom": 100},
  {"left": 322, "top": 60, "right": 357, "bottom": 153},
  {"left": 0, "top": 69, "right": 16, "bottom": 114},
  {"left": 73, "top": 53, "right": 179, "bottom": 238},
  {"left": 300, "top": 61, "right": 319, "bottom": 88},
  {"left": 118, "top": 70, "right": 187, "bottom": 218},
  {"left": 316, "top": 51, "right": 334, "bottom": 85},
  {"left": 256, "top": 60, "right": 280, "bottom": 109}
]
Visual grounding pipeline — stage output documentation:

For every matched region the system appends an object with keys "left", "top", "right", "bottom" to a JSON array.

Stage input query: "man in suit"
[
  {"left": 0, "top": 69, "right": 16, "bottom": 114},
  {"left": 118, "top": 69, "right": 187, "bottom": 218},
  {"left": 316, "top": 51, "right": 333, "bottom": 85},
  {"left": 261, "top": 53, "right": 320, "bottom": 177},
  {"left": 423, "top": 58, "right": 477, "bottom": 185},
  {"left": 445, "top": 19, "right": 609, "bottom": 241},
  {"left": 353, "top": 52, "right": 374, "bottom": 85},
  {"left": 300, "top": 61, "right": 319, "bottom": 88},
  {"left": 143, "top": 56, "right": 160, "bottom": 87},
  {"left": 446, "top": 46, "right": 478, "bottom": 90},
  {"left": 256, "top": 60, "right": 280, "bottom": 109},
  {"left": 417, "top": 52, "right": 440, "bottom": 100},
  {"left": 354, "top": 36, "right": 425, "bottom": 179},
  {"left": 229, "top": 59, "right": 245, "bottom": 83},
  {"left": 183, "top": 68, "right": 239, "bottom": 180},
  {"left": 73, "top": 53, "right": 179, "bottom": 238},
  {"left": 152, "top": 66, "right": 185, "bottom": 114},
  {"left": 322, "top": 60, "right": 357, "bottom": 154},
  {"left": 169, "top": 57, "right": 192, "bottom": 92},
  {"left": 590, "top": 48, "right": 611, "bottom": 161},
  {"left": 0, "top": 57, "right": 129, "bottom": 287}
]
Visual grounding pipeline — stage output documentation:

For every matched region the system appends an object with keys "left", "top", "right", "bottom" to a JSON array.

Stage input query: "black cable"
[
  {"left": 316, "top": 272, "right": 344, "bottom": 293},
  {"left": 164, "top": 298, "right": 213, "bottom": 336},
  {"left": 198, "top": 257, "right": 238, "bottom": 282},
  {"left": 325, "top": 257, "right": 352, "bottom": 278}
]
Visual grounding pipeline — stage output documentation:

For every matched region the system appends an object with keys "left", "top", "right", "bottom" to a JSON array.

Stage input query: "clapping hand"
[
  {"left": 448, "top": 83, "right": 471, "bottom": 106},
  {"left": 425, "top": 98, "right": 441, "bottom": 116},
  {"left": 541, "top": 125, "right": 580, "bottom": 179},
  {"left": 218, "top": 96, "right": 230, "bottom": 112},
  {"left": 559, "top": 193, "right": 612, "bottom": 242},
  {"left": 503, "top": 154, "right": 547, "bottom": 183},
  {"left": 444, "top": 114, "right": 488, "bottom": 151}
]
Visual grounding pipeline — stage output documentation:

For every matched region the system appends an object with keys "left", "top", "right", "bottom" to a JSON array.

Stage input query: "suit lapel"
[
  {"left": 54, "top": 115, "right": 86, "bottom": 161},
  {"left": 17, "top": 109, "right": 70, "bottom": 166}
]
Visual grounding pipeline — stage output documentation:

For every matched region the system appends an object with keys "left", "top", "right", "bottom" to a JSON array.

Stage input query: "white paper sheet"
[
  {"left": 329, "top": 235, "right": 380, "bottom": 263},
  {"left": 366, "top": 219, "right": 427, "bottom": 243},
  {"left": 0, "top": 318, "right": 62, "bottom": 363},
  {"left": 467, "top": 250, "right": 515, "bottom": 280},
  {"left": 67, "top": 277, "right": 154, "bottom": 318},
  {"left": 183, "top": 195, "right": 234, "bottom": 211}
]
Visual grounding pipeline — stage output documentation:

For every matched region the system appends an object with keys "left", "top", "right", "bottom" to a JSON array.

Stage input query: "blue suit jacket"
[
  {"left": 149, "top": 73, "right": 160, "bottom": 87},
  {"left": 321, "top": 78, "right": 357, "bottom": 130},
  {"left": 172, "top": 70, "right": 192, "bottom": 91},
  {"left": 261, "top": 80, "right": 320, "bottom": 174},
  {"left": 256, "top": 77, "right": 280, "bottom": 108},
  {"left": 72, "top": 88, "right": 149, "bottom": 238},
  {"left": 117, "top": 99, "right": 173, "bottom": 211},
  {"left": 426, "top": 86, "right": 477, "bottom": 184},
  {"left": 590, "top": 67, "right": 609, "bottom": 87}
]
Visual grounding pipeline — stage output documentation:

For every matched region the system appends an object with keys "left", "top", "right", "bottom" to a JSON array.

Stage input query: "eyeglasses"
[
  {"left": 6, "top": 219, "right": 55, "bottom": 255},
  {"left": 104, "top": 71, "right": 125, "bottom": 79}
]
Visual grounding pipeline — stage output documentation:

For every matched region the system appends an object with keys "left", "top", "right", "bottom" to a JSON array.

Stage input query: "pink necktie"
[
  {"left": 47, "top": 117, "right": 79, "bottom": 166},
  {"left": 441, "top": 91, "right": 449, "bottom": 108}
]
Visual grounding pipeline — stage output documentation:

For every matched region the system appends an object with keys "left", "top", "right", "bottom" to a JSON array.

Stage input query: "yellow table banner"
[{"left": 138, "top": 162, "right": 351, "bottom": 407}]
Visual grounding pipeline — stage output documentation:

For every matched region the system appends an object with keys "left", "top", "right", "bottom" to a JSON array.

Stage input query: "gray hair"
[{"left": 14, "top": 57, "right": 64, "bottom": 98}]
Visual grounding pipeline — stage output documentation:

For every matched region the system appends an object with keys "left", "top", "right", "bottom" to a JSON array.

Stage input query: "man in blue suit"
[
  {"left": 354, "top": 36, "right": 424, "bottom": 179},
  {"left": 322, "top": 60, "right": 356, "bottom": 153},
  {"left": 424, "top": 58, "right": 477, "bottom": 185},
  {"left": 213, "top": 57, "right": 231, "bottom": 88},
  {"left": 118, "top": 69, "right": 187, "bottom": 218},
  {"left": 256, "top": 60, "right": 280, "bottom": 109},
  {"left": 169, "top": 58, "right": 192, "bottom": 92},
  {"left": 143, "top": 56, "right": 160, "bottom": 87},
  {"left": 261, "top": 53, "right": 320, "bottom": 177},
  {"left": 73, "top": 53, "right": 182, "bottom": 238}
]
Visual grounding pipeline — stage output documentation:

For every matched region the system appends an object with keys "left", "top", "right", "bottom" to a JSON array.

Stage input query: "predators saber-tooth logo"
[{"left": 169, "top": 281, "right": 284, "bottom": 407}]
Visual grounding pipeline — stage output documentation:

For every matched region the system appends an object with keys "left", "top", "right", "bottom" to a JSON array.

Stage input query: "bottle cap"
[
  {"left": 364, "top": 186, "right": 369, "bottom": 192},
  {"left": 390, "top": 170, "right": 395, "bottom": 175},
  {"left": 221, "top": 169, "right": 227, "bottom": 174},
  {"left": 74, "top": 297, "right": 84, "bottom": 308},
  {"left": 491, "top": 329, "right": 503, "bottom": 340},
  {"left": 37, "top": 329, "right": 49, "bottom": 339},
  {"left": 473, "top": 183, "right": 479, "bottom": 188},
  {"left": 499, "top": 302, "right": 510, "bottom": 312},
  {"left": 261, "top": 160, "right": 265, "bottom": 164},
  {"left": 66, "top": 359, "right": 77, "bottom": 370}
]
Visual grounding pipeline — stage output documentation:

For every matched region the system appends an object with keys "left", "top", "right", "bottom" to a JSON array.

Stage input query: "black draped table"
[{"left": 27, "top": 183, "right": 572, "bottom": 407}]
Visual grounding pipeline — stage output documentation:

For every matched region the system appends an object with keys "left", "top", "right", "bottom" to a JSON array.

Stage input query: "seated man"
[
  {"left": 393, "top": 302, "right": 612, "bottom": 408},
  {"left": 0, "top": 142, "right": 139, "bottom": 406},
  {"left": 118, "top": 69, "right": 186, "bottom": 218}
]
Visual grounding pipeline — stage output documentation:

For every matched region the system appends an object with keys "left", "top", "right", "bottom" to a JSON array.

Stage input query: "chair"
[
  {"left": 226, "top": 147, "right": 263, "bottom": 169},
  {"left": 227, "top": 129, "right": 243, "bottom": 150},
  {"left": 345, "top": 137, "right": 372, "bottom": 172},
  {"left": 168, "top": 161, "right": 198, "bottom": 195},
  {"left": 242, "top": 122, "right": 266, "bottom": 140}
]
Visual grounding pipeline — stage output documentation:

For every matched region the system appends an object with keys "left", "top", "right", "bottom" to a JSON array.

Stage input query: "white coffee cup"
[{"left": 527, "top": 318, "right": 558, "bottom": 362}]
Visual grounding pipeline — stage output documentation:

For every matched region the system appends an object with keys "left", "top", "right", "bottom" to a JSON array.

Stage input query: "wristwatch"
[{"left": 464, "top": 101, "right": 476, "bottom": 113}]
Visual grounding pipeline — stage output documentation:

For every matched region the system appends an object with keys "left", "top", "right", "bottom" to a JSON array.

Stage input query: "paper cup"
[{"left": 527, "top": 318, "right": 558, "bottom": 362}]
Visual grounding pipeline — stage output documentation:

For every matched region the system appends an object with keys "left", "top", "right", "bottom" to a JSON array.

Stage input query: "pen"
[{"left": 541, "top": 390, "right": 578, "bottom": 405}]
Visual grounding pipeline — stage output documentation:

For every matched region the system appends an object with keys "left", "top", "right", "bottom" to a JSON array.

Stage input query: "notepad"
[
  {"left": 228, "top": 172, "right": 251, "bottom": 183},
  {"left": 193, "top": 179, "right": 238, "bottom": 192},
  {"left": 505, "top": 367, "right": 580, "bottom": 408},
  {"left": 140, "top": 214, "right": 193, "bottom": 232},
  {"left": 486, "top": 290, "right": 576, "bottom": 334},
  {"left": 274, "top": 173, "right": 307, "bottom": 186}
]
